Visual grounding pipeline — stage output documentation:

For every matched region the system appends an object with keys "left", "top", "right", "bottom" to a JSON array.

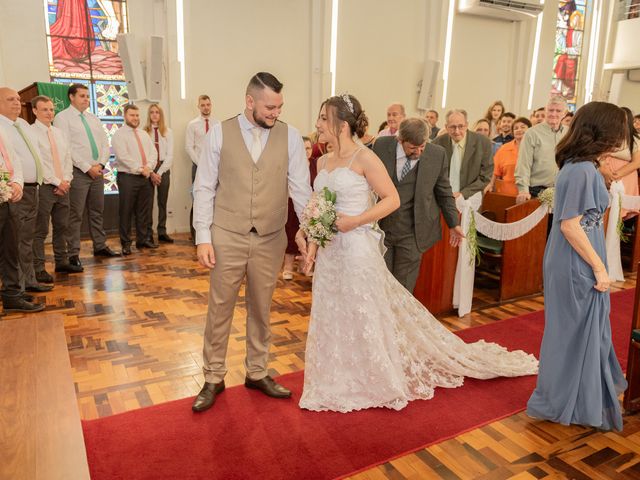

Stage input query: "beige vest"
[{"left": 212, "top": 117, "right": 289, "bottom": 235}]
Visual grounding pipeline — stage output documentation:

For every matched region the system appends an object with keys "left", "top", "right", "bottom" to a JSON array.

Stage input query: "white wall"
[
  {"left": 605, "top": 16, "right": 640, "bottom": 112},
  {"left": 0, "top": 0, "right": 50, "bottom": 87},
  {"left": 446, "top": 14, "right": 518, "bottom": 123},
  {"left": 335, "top": 0, "right": 427, "bottom": 133}
]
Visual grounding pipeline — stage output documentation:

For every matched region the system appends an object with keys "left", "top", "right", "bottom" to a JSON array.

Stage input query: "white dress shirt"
[
  {"left": 0, "top": 114, "right": 47, "bottom": 184},
  {"left": 30, "top": 120, "right": 73, "bottom": 186},
  {"left": 193, "top": 113, "right": 312, "bottom": 244},
  {"left": 0, "top": 128, "right": 22, "bottom": 187},
  {"left": 378, "top": 127, "right": 398, "bottom": 138},
  {"left": 54, "top": 105, "right": 110, "bottom": 172},
  {"left": 146, "top": 126, "right": 174, "bottom": 175},
  {"left": 185, "top": 116, "right": 217, "bottom": 166},
  {"left": 112, "top": 124, "right": 157, "bottom": 174},
  {"left": 395, "top": 142, "right": 419, "bottom": 179}
]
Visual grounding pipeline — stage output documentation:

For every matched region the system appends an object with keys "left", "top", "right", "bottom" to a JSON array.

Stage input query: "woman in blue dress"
[{"left": 527, "top": 101, "right": 629, "bottom": 431}]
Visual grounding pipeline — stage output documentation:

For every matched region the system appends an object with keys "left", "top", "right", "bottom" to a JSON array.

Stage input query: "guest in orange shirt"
[{"left": 484, "top": 117, "right": 532, "bottom": 196}]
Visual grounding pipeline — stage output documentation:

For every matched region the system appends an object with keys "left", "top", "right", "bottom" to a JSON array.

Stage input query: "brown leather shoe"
[
  {"left": 244, "top": 375, "right": 291, "bottom": 398},
  {"left": 192, "top": 381, "right": 225, "bottom": 412}
]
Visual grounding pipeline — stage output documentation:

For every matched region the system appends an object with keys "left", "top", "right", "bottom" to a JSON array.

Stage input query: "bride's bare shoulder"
[{"left": 354, "top": 146, "right": 385, "bottom": 170}]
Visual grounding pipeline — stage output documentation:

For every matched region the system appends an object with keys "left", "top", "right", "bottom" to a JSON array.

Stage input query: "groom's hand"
[{"left": 197, "top": 243, "right": 216, "bottom": 269}]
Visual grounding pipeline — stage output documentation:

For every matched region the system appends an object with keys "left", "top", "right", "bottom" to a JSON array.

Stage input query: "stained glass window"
[
  {"left": 44, "top": 0, "right": 129, "bottom": 193},
  {"left": 551, "top": 1, "right": 588, "bottom": 111}
]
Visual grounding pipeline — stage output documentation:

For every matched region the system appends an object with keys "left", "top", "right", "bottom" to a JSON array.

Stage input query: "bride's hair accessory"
[{"left": 341, "top": 93, "right": 355, "bottom": 114}]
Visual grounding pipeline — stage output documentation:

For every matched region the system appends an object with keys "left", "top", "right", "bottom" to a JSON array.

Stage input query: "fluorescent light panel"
[
  {"left": 585, "top": 0, "right": 602, "bottom": 102},
  {"left": 441, "top": 0, "right": 456, "bottom": 109},
  {"left": 527, "top": 11, "right": 544, "bottom": 110},
  {"left": 330, "top": 0, "right": 339, "bottom": 96},
  {"left": 176, "top": 0, "right": 186, "bottom": 99}
]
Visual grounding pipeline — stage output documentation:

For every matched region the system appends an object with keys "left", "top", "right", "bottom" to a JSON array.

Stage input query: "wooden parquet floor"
[{"left": 3, "top": 233, "right": 640, "bottom": 479}]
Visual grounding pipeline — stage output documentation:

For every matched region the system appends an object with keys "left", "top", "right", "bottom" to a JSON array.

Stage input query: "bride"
[{"left": 298, "top": 94, "right": 538, "bottom": 413}]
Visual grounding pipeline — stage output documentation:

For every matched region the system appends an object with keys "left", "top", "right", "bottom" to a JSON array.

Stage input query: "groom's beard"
[{"left": 253, "top": 111, "right": 275, "bottom": 130}]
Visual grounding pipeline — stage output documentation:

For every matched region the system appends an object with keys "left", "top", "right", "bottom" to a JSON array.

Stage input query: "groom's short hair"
[
  {"left": 246, "top": 72, "right": 283, "bottom": 96},
  {"left": 398, "top": 118, "right": 429, "bottom": 146}
]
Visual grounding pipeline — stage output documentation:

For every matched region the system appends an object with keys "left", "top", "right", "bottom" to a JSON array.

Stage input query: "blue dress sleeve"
[{"left": 556, "top": 163, "right": 598, "bottom": 221}]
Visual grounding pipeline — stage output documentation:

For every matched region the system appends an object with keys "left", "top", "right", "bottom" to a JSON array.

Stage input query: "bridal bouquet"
[
  {"left": 0, "top": 170, "right": 12, "bottom": 204},
  {"left": 301, "top": 187, "right": 338, "bottom": 247}
]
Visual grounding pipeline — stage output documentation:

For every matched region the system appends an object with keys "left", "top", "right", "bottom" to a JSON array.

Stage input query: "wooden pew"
[
  {"left": 0, "top": 315, "right": 90, "bottom": 480},
  {"left": 623, "top": 268, "right": 640, "bottom": 413},
  {"left": 478, "top": 193, "right": 548, "bottom": 302},
  {"left": 413, "top": 215, "right": 458, "bottom": 315}
]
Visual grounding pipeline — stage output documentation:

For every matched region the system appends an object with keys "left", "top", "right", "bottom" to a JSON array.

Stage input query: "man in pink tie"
[
  {"left": 0, "top": 128, "right": 43, "bottom": 313},
  {"left": 111, "top": 104, "right": 157, "bottom": 256},
  {"left": 0, "top": 87, "right": 53, "bottom": 298},
  {"left": 30, "top": 95, "right": 78, "bottom": 284}
]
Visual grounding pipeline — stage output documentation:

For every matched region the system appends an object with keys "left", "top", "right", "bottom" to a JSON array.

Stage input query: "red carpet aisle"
[{"left": 82, "top": 289, "right": 635, "bottom": 480}]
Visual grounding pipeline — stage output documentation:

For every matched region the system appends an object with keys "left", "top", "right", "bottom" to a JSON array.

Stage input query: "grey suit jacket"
[
  {"left": 373, "top": 136, "right": 459, "bottom": 252},
  {"left": 432, "top": 131, "right": 493, "bottom": 199}
]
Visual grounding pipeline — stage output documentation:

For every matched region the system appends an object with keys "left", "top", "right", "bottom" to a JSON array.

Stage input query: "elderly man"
[
  {"left": 0, "top": 127, "right": 44, "bottom": 313},
  {"left": 30, "top": 95, "right": 77, "bottom": 283},
  {"left": 374, "top": 118, "right": 464, "bottom": 292},
  {"left": 378, "top": 103, "right": 406, "bottom": 137},
  {"left": 0, "top": 87, "right": 53, "bottom": 296},
  {"left": 433, "top": 109, "right": 493, "bottom": 199},
  {"left": 515, "top": 96, "right": 567, "bottom": 204},
  {"left": 425, "top": 109, "right": 440, "bottom": 140}
]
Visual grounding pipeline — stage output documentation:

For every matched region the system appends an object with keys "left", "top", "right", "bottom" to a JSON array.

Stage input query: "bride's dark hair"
[{"left": 323, "top": 94, "right": 369, "bottom": 151}]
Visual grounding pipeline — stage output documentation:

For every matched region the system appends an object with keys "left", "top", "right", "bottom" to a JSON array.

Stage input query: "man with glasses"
[
  {"left": 374, "top": 118, "right": 463, "bottom": 292},
  {"left": 433, "top": 109, "right": 493, "bottom": 199},
  {"left": 515, "top": 96, "right": 568, "bottom": 204}
]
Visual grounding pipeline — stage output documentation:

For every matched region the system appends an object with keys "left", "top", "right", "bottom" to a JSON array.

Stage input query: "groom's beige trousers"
[{"left": 202, "top": 224, "right": 287, "bottom": 383}]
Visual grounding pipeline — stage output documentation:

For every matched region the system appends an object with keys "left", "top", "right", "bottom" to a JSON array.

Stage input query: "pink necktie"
[
  {"left": 0, "top": 133, "right": 14, "bottom": 179},
  {"left": 47, "top": 127, "right": 64, "bottom": 180},
  {"left": 133, "top": 129, "right": 148, "bottom": 168}
]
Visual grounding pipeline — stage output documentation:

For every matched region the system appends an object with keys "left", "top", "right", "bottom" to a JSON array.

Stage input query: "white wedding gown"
[{"left": 298, "top": 154, "right": 538, "bottom": 413}]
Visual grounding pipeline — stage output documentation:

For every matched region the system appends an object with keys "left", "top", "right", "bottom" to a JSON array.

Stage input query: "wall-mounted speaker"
[
  {"left": 147, "top": 36, "right": 164, "bottom": 102},
  {"left": 417, "top": 59, "right": 441, "bottom": 111},
  {"left": 117, "top": 33, "right": 147, "bottom": 101}
]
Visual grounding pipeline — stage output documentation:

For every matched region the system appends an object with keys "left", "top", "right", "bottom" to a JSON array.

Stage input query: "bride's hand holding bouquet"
[{"left": 299, "top": 187, "right": 338, "bottom": 274}]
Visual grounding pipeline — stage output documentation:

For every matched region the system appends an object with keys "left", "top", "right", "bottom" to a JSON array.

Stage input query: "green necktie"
[
  {"left": 80, "top": 112, "right": 99, "bottom": 161},
  {"left": 13, "top": 122, "right": 43, "bottom": 184}
]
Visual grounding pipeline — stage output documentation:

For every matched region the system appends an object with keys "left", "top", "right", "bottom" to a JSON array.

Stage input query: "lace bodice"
[{"left": 314, "top": 154, "right": 372, "bottom": 218}]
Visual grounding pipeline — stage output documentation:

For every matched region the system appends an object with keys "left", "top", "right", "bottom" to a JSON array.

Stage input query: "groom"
[
  {"left": 374, "top": 118, "right": 464, "bottom": 292},
  {"left": 192, "top": 72, "right": 312, "bottom": 412}
]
